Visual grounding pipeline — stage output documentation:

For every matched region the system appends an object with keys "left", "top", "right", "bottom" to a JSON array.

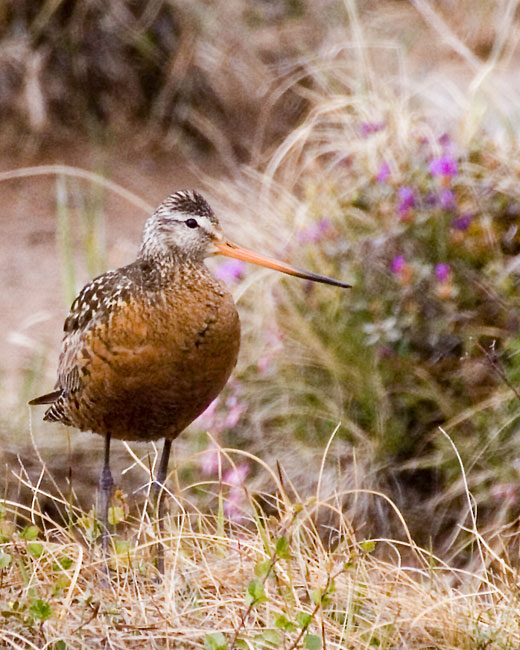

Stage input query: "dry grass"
[{"left": 2, "top": 433, "right": 520, "bottom": 649}]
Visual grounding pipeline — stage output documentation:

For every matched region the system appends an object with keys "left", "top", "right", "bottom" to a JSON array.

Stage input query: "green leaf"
[
  {"left": 296, "top": 611, "right": 312, "bottom": 628},
  {"left": 0, "top": 521, "right": 13, "bottom": 543},
  {"left": 245, "top": 579, "right": 268, "bottom": 606},
  {"left": 234, "top": 640, "right": 248, "bottom": 650},
  {"left": 254, "top": 559, "right": 272, "bottom": 578},
  {"left": 29, "top": 599, "right": 52, "bottom": 621},
  {"left": 361, "top": 540, "right": 376, "bottom": 553},
  {"left": 54, "top": 556, "right": 73, "bottom": 571},
  {"left": 275, "top": 536, "right": 290, "bottom": 559},
  {"left": 304, "top": 633, "right": 321, "bottom": 650},
  {"left": 53, "top": 642, "right": 67, "bottom": 650},
  {"left": 274, "top": 613, "right": 297, "bottom": 631},
  {"left": 53, "top": 575, "right": 69, "bottom": 597},
  {"left": 0, "top": 551, "right": 12, "bottom": 569},
  {"left": 262, "top": 629, "right": 282, "bottom": 646},
  {"left": 108, "top": 506, "right": 125, "bottom": 526},
  {"left": 28, "top": 543, "right": 44, "bottom": 558},
  {"left": 22, "top": 525, "right": 40, "bottom": 541},
  {"left": 311, "top": 585, "right": 332, "bottom": 607},
  {"left": 204, "top": 631, "right": 227, "bottom": 650},
  {"left": 273, "top": 614, "right": 286, "bottom": 628},
  {"left": 115, "top": 539, "right": 131, "bottom": 554},
  {"left": 311, "top": 588, "right": 322, "bottom": 605}
]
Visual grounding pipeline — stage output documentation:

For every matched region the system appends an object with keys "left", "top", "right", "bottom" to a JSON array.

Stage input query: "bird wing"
[
  {"left": 28, "top": 389, "right": 63, "bottom": 406},
  {"left": 29, "top": 270, "right": 122, "bottom": 410},
  {"left": 63, "top": 269, "right": 123, "bottom": 334},
  {"left": 57, "top": 268, "right": 130, "bottom": 395}
]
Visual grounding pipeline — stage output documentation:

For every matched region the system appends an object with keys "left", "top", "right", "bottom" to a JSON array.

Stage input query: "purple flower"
[
  {"left": 298, "top": 219, "right": 331, "bottom": 243},
  {"left": 201, "top": 442, "right": 221, "bottom": 476},
  {"left": 391, "top": 255, "right": 413, "bottom": 284},
  {"left": 423, "top": 191, "right": 438, "bottom": 207},
  {"left": 194, "top": 399, "right": 219, "bottom": 430},
  {"left": 435, "top": 263, "right": 451, "bottom": 282},
  {"left": 257, "top": 355, "right": 271, "bottom": 373},
  {"left": 452, "top": 213, "right": 472, "bottom": 231},
  {"left": 391, "top": 255, "right": 405, "bottom": 274},
  {"left": 429, "top": 156, "right": 458, "bottom": 178},
  {"left": 397, "top": 186, "right": 415, "bottom": 217},
  {"left": 222, "top": 462, "right": 250, "bottom": 521},
  {"left": 224, "top": 396, "right": 247, "bottom": 429},
  {"left": 376, "top": 161, "right": 391, "bottom": 183},
  {"left": 224, "top": 488, "right": 245, "bottom": 520},
  {"left": 439, "top": 189, "right": 455, "bottom": 209},
  {"left": 360, "top": 121, "right": 385, "bottom": 137},
  {"left": 215, "top": 259, "right": 246, "bottom": 284},
  {"left": 223, "top": 463, "right": 250, "bottom": 487},
  {"left": 438, "top": 133, "right": 452, "bottom": 149}
]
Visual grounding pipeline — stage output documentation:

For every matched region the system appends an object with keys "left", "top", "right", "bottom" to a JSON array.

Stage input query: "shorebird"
[{"left": 30, "top": 190, "right": 349, "bottom": 573}]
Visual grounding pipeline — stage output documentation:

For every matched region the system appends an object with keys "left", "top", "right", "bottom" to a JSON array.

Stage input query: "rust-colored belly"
[{"left": 61, "top": 279, "right": 241, "bottom": 441}]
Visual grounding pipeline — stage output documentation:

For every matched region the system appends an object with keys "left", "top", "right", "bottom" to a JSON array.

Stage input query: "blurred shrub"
[
  {"left": 199, "top": 119, "right": 520, "bottom": 541},
  {"left": 0, "top": 0, "right": 339, "bottom": 153}
]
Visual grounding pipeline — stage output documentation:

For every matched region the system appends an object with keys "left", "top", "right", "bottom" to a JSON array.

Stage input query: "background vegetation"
[{"left": 2, "top": 0, "right": 520, "bottom": 647}]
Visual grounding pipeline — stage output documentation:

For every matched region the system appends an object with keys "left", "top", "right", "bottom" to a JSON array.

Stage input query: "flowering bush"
[
  {"left": 184, "top": 108, "right": 520, "bottom": 541},
  {"left": 205, "top": 126, "right": 520, "bottom": 538}
]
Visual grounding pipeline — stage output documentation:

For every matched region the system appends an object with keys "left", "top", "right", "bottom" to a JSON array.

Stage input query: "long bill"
[{"left": 214, "top": 239, "right": 351, "bottom": 289}]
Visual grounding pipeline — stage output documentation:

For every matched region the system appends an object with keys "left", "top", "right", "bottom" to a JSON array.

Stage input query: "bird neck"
[
  {"left": 138, "top": 226, "right": 208, "bottom": 266},
  {"left": 136, "top": 250, "right": 208, "bottom": 290}
]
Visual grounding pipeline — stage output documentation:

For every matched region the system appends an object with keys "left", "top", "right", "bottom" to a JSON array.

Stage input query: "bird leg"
[
  {"left": 153, "top": 438, "right": 172, "bottom": 575},
  {"left": 98, "top": 432, "right": 114, "bottom": 562}
]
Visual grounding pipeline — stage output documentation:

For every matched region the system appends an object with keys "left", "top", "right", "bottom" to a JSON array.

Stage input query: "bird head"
[
  {"left": 140, "top": 190, "right": 219, "bottom": 262},
  {"left": 140, "top": 190, "right": 350, "bottom": 288}
]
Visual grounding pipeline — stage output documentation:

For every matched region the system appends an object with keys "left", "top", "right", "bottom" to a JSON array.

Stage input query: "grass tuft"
[{"left": 1, "top": 442, "right": 520, "bottom": 648}]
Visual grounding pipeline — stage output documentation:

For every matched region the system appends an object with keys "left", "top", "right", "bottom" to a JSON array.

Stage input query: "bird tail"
[{"left": 29, "top": 390, "right": 63, "bottom": 406}]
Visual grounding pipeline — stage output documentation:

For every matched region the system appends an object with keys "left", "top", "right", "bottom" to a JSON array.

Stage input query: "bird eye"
[{"left": 185, "top": 218, "right": 199, "bottom": 229}]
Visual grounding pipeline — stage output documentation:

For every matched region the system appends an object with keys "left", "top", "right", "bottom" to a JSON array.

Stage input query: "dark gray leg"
[
  {"left": 153, "top": 438, "right": 172, "bottom": 575},
  {"left": 98, "top": 433, "right": 114, "bottom": 561}
]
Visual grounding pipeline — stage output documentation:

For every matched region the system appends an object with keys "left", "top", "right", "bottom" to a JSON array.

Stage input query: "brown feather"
[{"left": 29, "top": 390, "right": 63, "bottom": 405}]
